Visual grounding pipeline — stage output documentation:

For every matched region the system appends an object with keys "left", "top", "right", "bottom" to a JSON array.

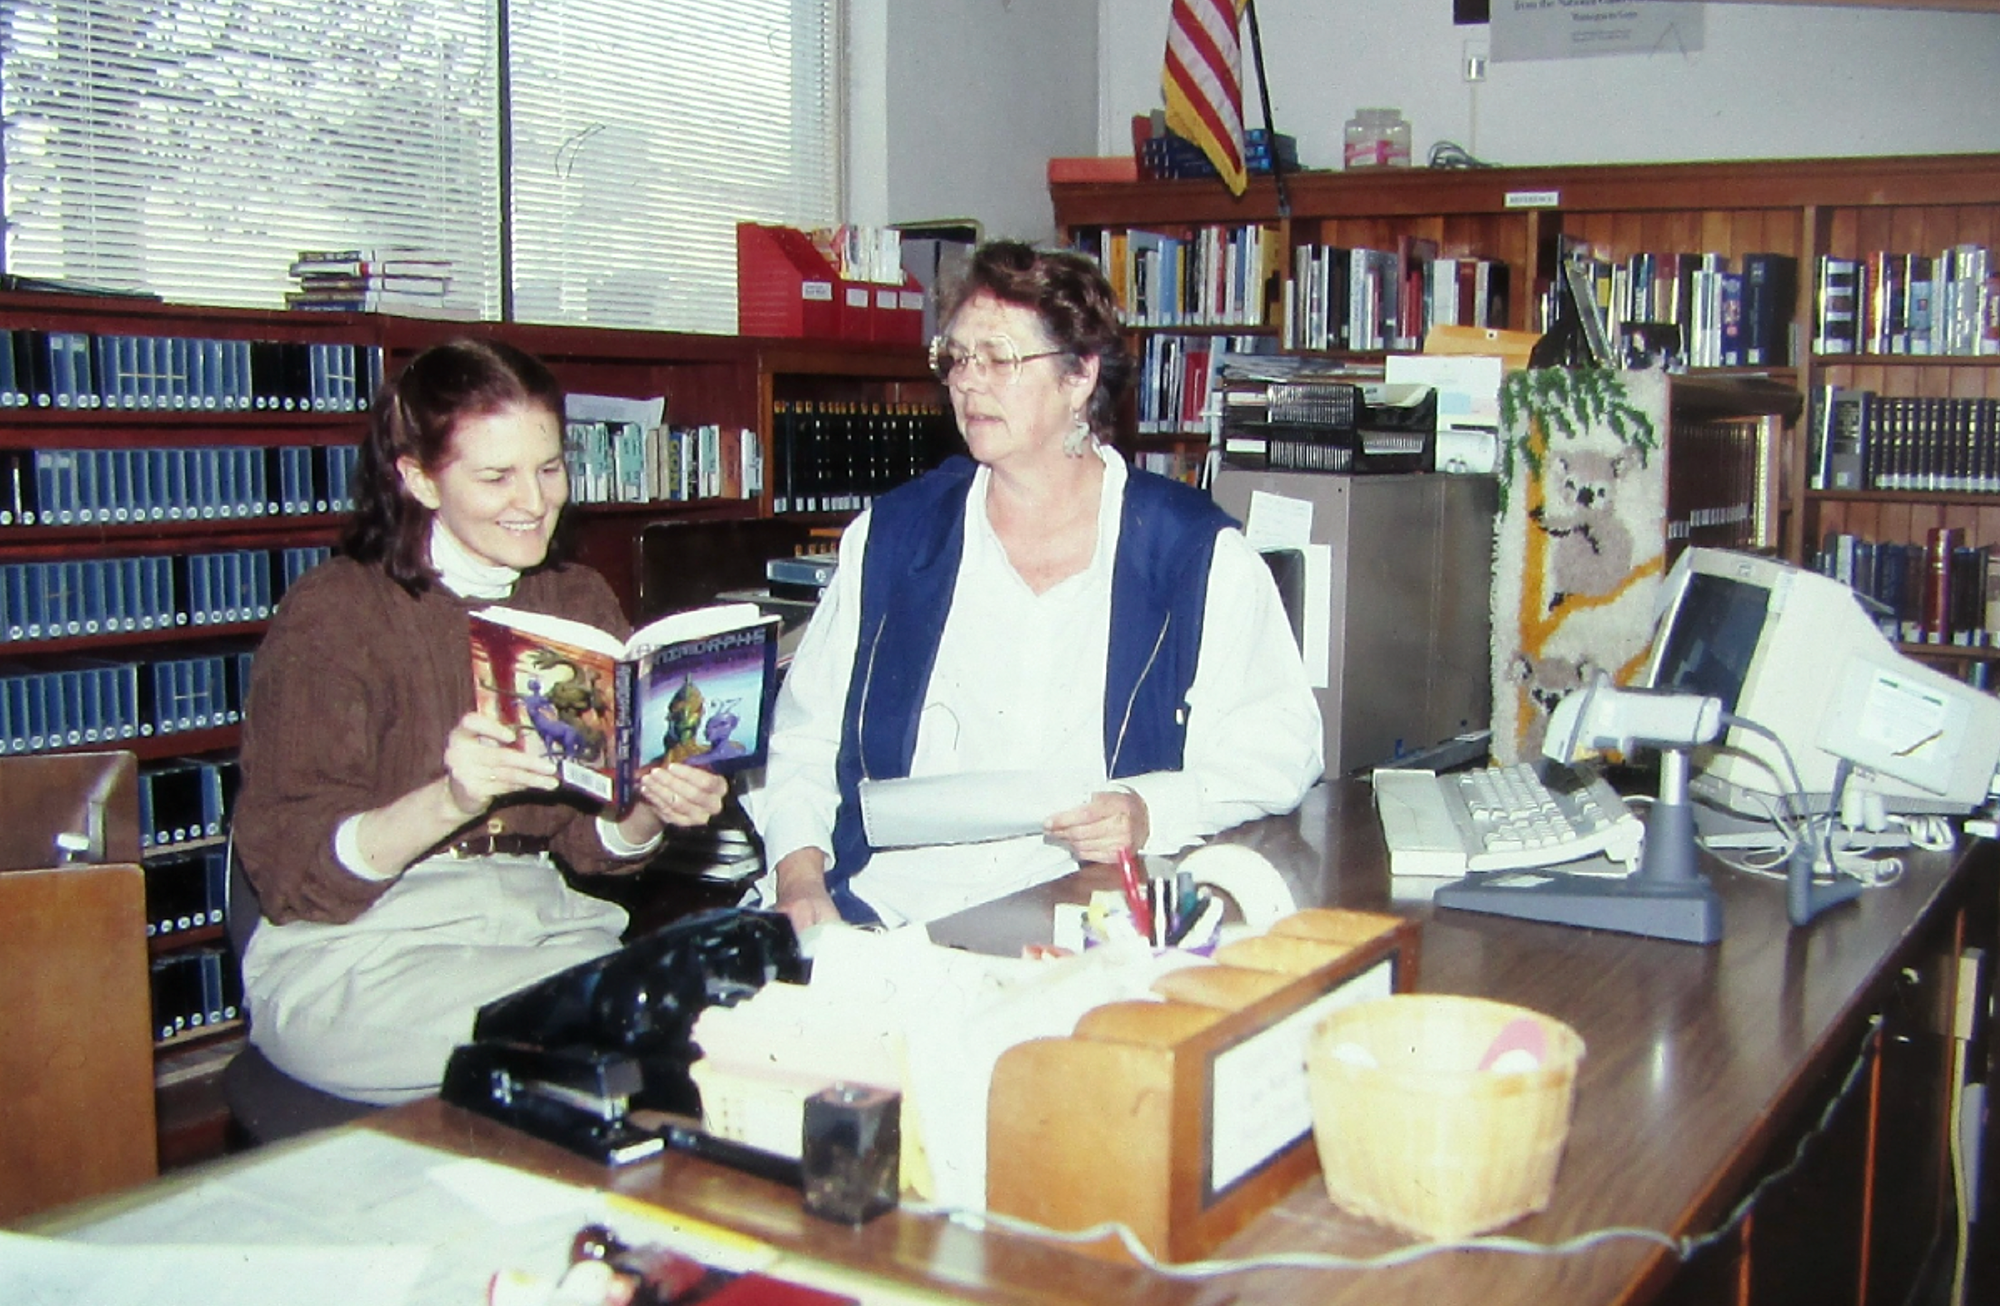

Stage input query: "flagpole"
[{"left": 1243, "top": 0, "right": 1288, "bottom": 217}]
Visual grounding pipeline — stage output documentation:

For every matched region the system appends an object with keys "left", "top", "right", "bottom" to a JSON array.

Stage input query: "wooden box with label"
[{"left": 985, "top": 908, "right": 1422, "bottom": 1263}]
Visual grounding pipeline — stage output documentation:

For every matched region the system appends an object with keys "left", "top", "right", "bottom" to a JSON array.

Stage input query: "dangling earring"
[{"left": 1063, "top": 410, "right": 1093, "bottom": 457}]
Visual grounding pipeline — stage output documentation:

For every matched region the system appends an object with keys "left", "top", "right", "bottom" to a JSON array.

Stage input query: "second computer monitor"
[{"left": 1644, "top": 547, "right": 2000, "bottom": 818}]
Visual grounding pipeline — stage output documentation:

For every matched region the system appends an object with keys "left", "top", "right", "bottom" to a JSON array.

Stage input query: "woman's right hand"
[
  {"left": 773, "top": 847, "right": 843, "bottom": 936},
  {"left": 442, "top": 711, "right": 559, "bottom": 817}
]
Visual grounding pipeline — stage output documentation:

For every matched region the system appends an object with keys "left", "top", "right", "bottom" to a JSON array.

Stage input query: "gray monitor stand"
[{"left": 1434, "top": 748, "right": 1725, "bottom": 945}]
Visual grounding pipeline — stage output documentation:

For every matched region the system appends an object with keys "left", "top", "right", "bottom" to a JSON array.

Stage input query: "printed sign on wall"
[{"left": 1492, "top": 0, "right": 1705, "bottom": 63}]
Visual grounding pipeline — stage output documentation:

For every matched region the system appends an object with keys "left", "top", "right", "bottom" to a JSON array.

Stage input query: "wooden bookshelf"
[
  {"left": 0, "top": 295, "right": 937, "bottom": 1169},
  {"left": 1053, "top": 152, "right": 2000, "bottom": 572}
]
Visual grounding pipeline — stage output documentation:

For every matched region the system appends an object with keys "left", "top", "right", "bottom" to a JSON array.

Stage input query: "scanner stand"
[{"left": 1435, "top": 746, "right": 1724, "bottom": 945}]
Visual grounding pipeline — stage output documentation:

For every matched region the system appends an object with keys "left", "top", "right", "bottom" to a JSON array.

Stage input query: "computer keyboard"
[{"left": 1372, "top": 762, "right": 1645, "bottom": 879}]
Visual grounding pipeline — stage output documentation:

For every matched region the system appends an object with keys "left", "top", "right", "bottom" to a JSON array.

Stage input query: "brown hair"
[
  {"left": 341, "top": 337, "right": 568, "bottom": 594},
  {"left": 936, "top": 240, "right": 1131, "bottom": 441}
]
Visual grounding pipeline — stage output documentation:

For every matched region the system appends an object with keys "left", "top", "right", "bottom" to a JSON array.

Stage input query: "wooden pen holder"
[{"left": 985, "top": 908, "right": 1422, "bottom": 1264}]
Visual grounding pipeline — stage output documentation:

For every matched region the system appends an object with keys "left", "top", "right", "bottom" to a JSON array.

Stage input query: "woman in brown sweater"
[{"left": 232, "top": 338, "right": 726, "bottom": 1104}]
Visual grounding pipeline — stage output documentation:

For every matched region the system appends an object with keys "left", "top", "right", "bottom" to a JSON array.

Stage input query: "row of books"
[
  {"left": 151, "top": 946, "right": 242, "bottom": 1043},
  {"left": 1807, "top": 386, "right": 2000, "bottom": 493},
  {"left": 769, "top": 400, "right": 957, "bottom": 515},
  {"left": 1133, "top": 447, "right": 1206, "bottom": 487},
  {"left": 1549, "top": 248, "right": 1796, "bottom": 369},
  {"left": 1812, "top": 246, "right": 1999, "bottom": 357},
  {"left": 1135, "top": 333, "right": 1251, "bottom": 435},
  {"left": 145, "top": 846, "right": 228, "bottom": 939},
  {"left": 1281, "top": 239, "right": 1508, "bottom": 355},
  {"left": 1663, "top": 419, "right": 1765, "bottom": 554},
  {"left": 1092, "top": 224, "right": 1283, "bottom": 329},
  {"left": 0, "top": 647, "right": 253, "bottom": 755},
  {"left": 1816, "top": 528, "right": 1996, "bottom": 647},
  {"left": 562, "top": 420, "right": 763, "bottom": 506},
  {"left": 140, "top": 756, "right": 239, "bottom": 853},
  {"left": 0, "top": 328, "right": 380, "bottom": 412},
  {"left": 0, "top": 545, "right": 329, "bottom": 645},
  {"left": 811, "top": 224, "right": 910, "bottom": 286},
  {"left": 2, "top": 443, "right": 360, "bottom": 527}
]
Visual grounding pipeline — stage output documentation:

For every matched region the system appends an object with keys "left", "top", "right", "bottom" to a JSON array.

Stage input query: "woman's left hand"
[
  {"left": 637, "top": 762, "right": 729, "bottom": 828},
  {"left": 1045, "top": 789, "right": 1150, "bottom": 866}
]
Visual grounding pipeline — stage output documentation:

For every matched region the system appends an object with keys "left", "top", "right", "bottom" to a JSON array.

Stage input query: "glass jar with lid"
[{"left": 1343, "top": 109, "right": 1412, "bottom": 169}]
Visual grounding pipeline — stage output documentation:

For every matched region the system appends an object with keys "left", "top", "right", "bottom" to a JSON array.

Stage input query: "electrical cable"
[
  {"left": 899, "top": 1015, "right": 1885, "bottom": 1277},
  {"left": 1698, "top": 713, "right": 1939, "bottom": 895},
  {"left": 1427, "top": 140, "right": 1494, "bottom": 169},
  {"left": 1949, "top": 1033, "right": 1971, "bottom": 1306}
]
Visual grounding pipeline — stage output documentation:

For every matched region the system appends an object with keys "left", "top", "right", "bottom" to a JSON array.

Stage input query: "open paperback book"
[{"left": 469, "top": 601, "right": 780, "bottom": 812}]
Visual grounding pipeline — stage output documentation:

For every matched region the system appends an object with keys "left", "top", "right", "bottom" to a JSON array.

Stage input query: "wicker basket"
[{"left": 1305, "top": 993, "right": 1585, "bottom": 1240}]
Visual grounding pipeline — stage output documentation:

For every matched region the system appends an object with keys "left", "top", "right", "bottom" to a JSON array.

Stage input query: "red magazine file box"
[
  {"left": 873, "top": 276, "right": 925, "bottom": 346},
  {"left": 737, "top": 223, "right": 839, "bottom": 339}
]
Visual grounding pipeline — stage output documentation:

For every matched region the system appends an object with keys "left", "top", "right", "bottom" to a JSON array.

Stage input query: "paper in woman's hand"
[{"left": 857, "top": 771, "right": 1098, "bottom": 849}]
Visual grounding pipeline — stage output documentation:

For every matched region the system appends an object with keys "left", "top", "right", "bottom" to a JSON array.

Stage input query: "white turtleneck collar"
[{"left": 428, "top": 519, "right": 520, "bottom": 600}]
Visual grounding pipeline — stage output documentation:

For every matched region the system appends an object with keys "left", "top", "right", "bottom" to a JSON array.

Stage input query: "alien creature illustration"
[
  {"left": 661, "top": 673, "right": 706, "bottom": 765},
  {"left": 682, "top": 700, "right": 748, "bottom": 768},
  {"left": 517, "top": 652, "right": 608, "bottom": 763}
]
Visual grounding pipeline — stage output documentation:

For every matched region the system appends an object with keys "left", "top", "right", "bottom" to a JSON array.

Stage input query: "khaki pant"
[{"left": 241, "top": 855, "right": 627, "bottom": 1104}]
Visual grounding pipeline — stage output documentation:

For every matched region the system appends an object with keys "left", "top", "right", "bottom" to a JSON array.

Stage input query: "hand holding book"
[
  {"left": 628, "top": 760, "right": 730, "bottom": 833},
  {"left": 442, "top": 707, "right": 563, "bottom": 818}
]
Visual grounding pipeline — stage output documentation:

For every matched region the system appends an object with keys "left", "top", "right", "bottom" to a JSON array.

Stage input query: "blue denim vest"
[{"left": 822, "top": 455, "right": 1233, "bottom": 922}]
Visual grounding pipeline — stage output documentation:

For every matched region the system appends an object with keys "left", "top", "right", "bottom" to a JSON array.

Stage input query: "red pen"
[{"left": 1116, "top": 847, "right": 1148, "bottom": 932}]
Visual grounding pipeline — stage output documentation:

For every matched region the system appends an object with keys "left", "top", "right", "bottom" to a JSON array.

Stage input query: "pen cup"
[{"left": 801, "top": 1082, "right": 900, "bottom": 1225}]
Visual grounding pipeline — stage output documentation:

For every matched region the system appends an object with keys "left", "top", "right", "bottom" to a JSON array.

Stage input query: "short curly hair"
[{"left": 935, "top": 240, "right": 1131, "bottom": 442}]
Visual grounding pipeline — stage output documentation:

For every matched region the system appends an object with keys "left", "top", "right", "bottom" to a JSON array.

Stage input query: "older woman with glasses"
[{"left": 744, "top": 240, "right": 1322, "bottom": 931}]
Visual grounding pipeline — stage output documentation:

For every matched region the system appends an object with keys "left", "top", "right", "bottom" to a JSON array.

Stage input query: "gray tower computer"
[{"left": 1211, "top": 470, "right": 1496, "bottom": 777}]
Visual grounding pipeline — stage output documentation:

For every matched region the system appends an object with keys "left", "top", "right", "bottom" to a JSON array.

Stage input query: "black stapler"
[
  {"left": 442, "top": 1040, "right": 665, "bottom": 1165},
  {"left": 440, "top": 907, "right": 807, "bottom": 1172}
]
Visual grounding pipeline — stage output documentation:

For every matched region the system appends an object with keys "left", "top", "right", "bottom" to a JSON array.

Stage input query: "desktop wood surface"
[{"left": 364, "top": 779, "right": 1982, "bottom": 1306}]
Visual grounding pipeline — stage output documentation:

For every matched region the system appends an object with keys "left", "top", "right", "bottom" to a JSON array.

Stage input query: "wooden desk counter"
[{"left": 372, "top": 779, "right": 1986, "bottom": 1306}]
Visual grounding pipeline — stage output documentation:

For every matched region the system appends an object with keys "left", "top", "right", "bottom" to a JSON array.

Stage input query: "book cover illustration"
[
  {"left": 469, "top": 602, "right": 778, "bottom": 811},
  {"left": 633, "top": 622, "right": 775, "bottom": 777}
]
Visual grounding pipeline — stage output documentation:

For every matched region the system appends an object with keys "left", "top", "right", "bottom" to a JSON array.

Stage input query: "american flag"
[{"left": 1162, "top": 0, "right": 1250, "bottom": 195}]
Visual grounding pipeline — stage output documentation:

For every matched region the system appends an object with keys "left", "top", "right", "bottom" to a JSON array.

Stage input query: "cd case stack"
[{"left": 1219, "top": 371, "right": 1437, "bottom": 475}]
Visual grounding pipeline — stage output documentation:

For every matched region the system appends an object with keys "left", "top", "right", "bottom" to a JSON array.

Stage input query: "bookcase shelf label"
[{"left": 1505, "top": 190, "right": 1560, "bottom": 209}]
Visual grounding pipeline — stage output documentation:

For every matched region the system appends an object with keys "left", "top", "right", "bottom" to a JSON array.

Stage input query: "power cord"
[
  {"left": 1708, "top": 714, "right": 1922, "bottom": 894},
  {"left": 1427, "top": 140, "right": 1495, "bottom": 169},
  {"left": 901, "top": 1016, "right": 1885, "bottom": 1276}
]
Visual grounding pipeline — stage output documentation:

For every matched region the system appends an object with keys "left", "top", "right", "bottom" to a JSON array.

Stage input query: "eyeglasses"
[{"left": 928, "top": 335, "right": 1066, "bottom": 387}]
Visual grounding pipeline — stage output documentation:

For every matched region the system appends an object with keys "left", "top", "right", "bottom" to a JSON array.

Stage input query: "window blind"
[
  {"left": 1, "top": 0, "right": 841, "bottom": 333},
  {"left": 506, "top": 0, "right": 841, "bottom": 333},
  {"left": 0, "top": 0, "right": 504, "bottom": 316}
]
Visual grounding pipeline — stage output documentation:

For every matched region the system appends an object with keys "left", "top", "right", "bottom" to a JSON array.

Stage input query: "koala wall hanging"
[{"left": 1490, "top": 367, "right": 1667, "bottom": 763}]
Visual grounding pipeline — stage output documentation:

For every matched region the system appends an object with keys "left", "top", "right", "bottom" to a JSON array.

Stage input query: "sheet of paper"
[
  {"left": 0, "top": 1233, "right": 426, "bottom": 1306},
  {"left": 562, "top": 391, "right": 665, "bottom": 428},
  {"left": 858, "top": 770, "right": 1098, "bottom": 848},
  {"left": 792, "top": 926, "right": 1209, "bottom": 1210},
  {"left": 21, "top": 1130, "right": 951, "bottom": 1304},
  {"left": 1242, "top": 489, "right": 1314, "bottom": 551},
  {"left": 1384, "top": 352, "right": 1502, "bottom": 435}
]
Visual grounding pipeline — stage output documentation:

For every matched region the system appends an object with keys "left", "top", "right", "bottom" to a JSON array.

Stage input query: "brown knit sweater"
[{"left": 235, "top": 556, "right": 645, "bottom": 925}]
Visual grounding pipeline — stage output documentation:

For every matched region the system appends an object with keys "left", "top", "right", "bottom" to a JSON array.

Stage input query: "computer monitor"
[{"left": 1643, "top": 547, "right": 2000, "bottom": 819}]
